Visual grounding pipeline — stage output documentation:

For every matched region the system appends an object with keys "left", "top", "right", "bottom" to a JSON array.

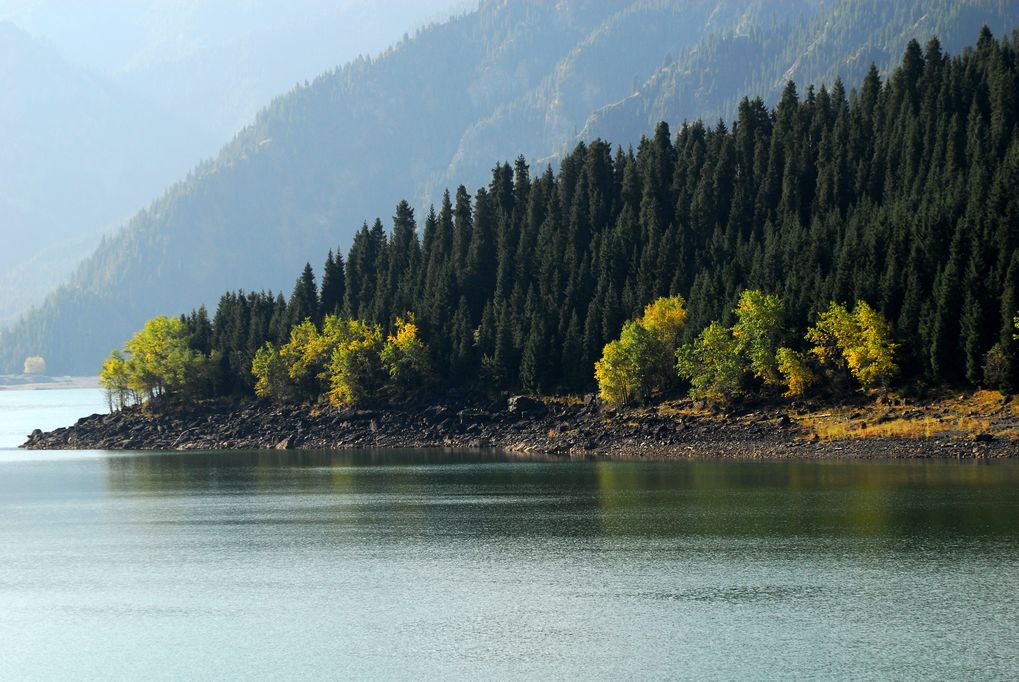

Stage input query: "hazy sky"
[{"left": 0, "top": 1, "right": 470, "bottom": 73}]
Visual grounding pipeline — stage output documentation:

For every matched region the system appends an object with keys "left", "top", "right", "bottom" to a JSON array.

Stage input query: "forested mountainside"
[
  {"left": 105, "top": 29, "right": 1019, "bottom": 408},
  {"left": 0, "top": 22, "right": 215, "bottom": 325},
  {"left": 4, "top": 1, "right": 1019, "bottom": 374},
  {"left": 582, "top": 0, "right": 1019, "bottom": 144}
]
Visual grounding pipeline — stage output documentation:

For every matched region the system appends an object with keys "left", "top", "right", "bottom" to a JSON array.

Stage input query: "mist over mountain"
[
  {"left": 0, "top": 21, "right": 214, "bottom": 325},
  {"left": 0, "top": 1, "right": 463, "bottom": 325},
  {"left": 0, "top": 0, "right": 470, "bottom": 144},
  {"left": 2, "top": 0, "right": 1018, "bottom": 375}
]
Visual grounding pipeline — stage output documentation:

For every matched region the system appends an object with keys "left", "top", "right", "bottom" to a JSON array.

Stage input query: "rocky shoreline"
[{"left": 21, "top": 394, "right": 1019, "bottom": 459}]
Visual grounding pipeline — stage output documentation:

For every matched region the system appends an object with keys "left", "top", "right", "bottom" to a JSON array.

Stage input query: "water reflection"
[
  {"left": 100, "top": 451, "right": 1019, "bottom": 541},
  {"left": 4, "top": 450, "right": 1018, "bottom": 679}
]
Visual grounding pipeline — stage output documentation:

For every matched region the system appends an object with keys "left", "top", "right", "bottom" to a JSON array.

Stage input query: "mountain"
[
  {"left": 0, "top": 1, "right": 463, "bottom": 326},
  {"left": 580, "top": 0, "right": 1019, "bottom": 144},
  {"left": 423, "top": 0, "right": 823, "bottom": 201},
  {"left": 3, "top": 0, "right": 1019, "bottom": 375},
  {"left": 0, "top": 22, "right": 215, "bottom": 326},
  {"left": 0, "top": 0, "right": 470, "bottom": 147}
]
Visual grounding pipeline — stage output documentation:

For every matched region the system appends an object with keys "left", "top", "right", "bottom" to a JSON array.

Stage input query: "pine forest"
[{"left": 101, "top": 29, "right": 1019, "bottom": 410}]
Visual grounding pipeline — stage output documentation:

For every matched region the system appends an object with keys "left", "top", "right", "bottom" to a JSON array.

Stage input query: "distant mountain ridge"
[
  {"left": 3, "top": 0, "right": 1019, "bottom": 374},
  {"left": 0, "top": 21, "right": 214, "bottom": 325},
  {"left": 0, "top": 1, "right": 463, "bottom": 326}
]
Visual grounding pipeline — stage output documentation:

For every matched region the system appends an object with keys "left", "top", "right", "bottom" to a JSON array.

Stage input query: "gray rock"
[
  {"left": 507, "top": 395, "right": 547, "bottom": 417},
  {"left": 458, "top": 408, "right": 490, "bottom": 424}
]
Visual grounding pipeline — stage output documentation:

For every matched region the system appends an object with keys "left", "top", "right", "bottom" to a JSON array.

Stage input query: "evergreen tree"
[
  {"left": 287, "top": 263, "right": 319, "bottom": 329},
  {"left": 320, "top": 249, "right": 346, "bottom": 320}
]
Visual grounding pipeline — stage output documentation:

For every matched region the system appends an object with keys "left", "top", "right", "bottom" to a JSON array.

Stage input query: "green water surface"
[{"left": 1, "top": 449, "right": 1017, "bottom": 680}]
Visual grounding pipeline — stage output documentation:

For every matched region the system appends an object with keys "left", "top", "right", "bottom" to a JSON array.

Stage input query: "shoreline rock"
[{"left": 20, "top": 396, "right": 1019, "bottom": 460}]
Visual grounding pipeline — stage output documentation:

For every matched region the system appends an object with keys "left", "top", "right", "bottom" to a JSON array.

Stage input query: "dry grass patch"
[
  {"left": 808, "top": 417, "right": 949, "bottom": 441},
  {"left": 796, "top": 390, "right": 1013, "bottom": 442}
]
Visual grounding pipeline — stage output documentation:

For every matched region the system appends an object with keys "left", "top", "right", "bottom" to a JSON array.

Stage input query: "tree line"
[
  {"left": 592, "top": 291, "right": 897, "bottom": 407},
  {"left": 101, "top": 28, "right": 1019, "bottom": 409}
]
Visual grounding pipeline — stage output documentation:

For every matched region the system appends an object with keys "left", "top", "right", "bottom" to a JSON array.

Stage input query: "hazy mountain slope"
[
  {"left": 427, "top": 0, "right": 825, "bottom": 200},
  {"left": 0, "top": 1, "right": 464, "bottom": 327},
  {"left": 4, "top": 0, "right": 1019, "bottom": 375},
  {"left": 580, "top": 0, "right": 1019, "bottom": 145},
  {"left": 108, "top": 1, "right": 472, "bottom": 145},
  {"left": 1, "top": 1, "right": 626, "bottom": 373},
  {"left": 0, "top": 22, "right": 216, "bottom": 325},
  {"left": 0, "top": 1, "right": 467, "bottom": 143}
]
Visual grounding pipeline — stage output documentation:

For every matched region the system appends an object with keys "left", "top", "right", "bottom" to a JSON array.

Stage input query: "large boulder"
[{"left": 507, "top": 395, "right": 547, "bottom": 418}]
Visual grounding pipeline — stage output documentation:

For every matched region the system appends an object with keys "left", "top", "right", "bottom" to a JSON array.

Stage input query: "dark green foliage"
[
  {"left": 319, "top": 250, "right": 345, "bottom": 320},
  {"left": 287, "top": 263, "right": 319, "bottom": 329},
  {"left": 76, "top": 30, "right": 1019, "bottom": 399}
]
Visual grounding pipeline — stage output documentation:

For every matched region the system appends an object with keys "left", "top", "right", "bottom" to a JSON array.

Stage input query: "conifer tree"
[
  {"left": 287, "top": 263, "right": 319, "bottom": 329},
  {"left": 320, "top": 249, "right": 346, "bottom": 320}
]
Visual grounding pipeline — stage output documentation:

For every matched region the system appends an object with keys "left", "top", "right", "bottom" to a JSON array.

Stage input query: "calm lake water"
[
  {"left": 1, "top": 393, "right": 1018, "bottom": 679},
  {"left": 0, "top": 386, "right": 108, "bottom": 448}
]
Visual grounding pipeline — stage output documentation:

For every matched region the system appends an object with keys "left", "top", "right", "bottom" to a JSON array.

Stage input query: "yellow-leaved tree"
[
  {"left": 252, "top": 312, "right": 433, "bottom": 407},
  {"left": 594, "top": 295, "right": 686, "bottom": 405},
  {"left": 775, "top": 347, "right": 817, "bottom": 397},
  {"left": 327, "top": 320, "right": 385, "bottom": 406},
  {"left": 99, "top": 315, "right": 209, "bottom": 409},
  {"left": 280, "top": 318, "right": 338, "bottom": 395},
  {"left": 594, "top": 321, "right": 659, "bottom": 405},
  {"left": 806, "top": 301, "right": 898, "bottom": 389},
  {"left": 731, "top": 289, "right": 785, "bottom": 386},
  {"left": 380, "top": 314, "right": 433, "bottom": 392}
]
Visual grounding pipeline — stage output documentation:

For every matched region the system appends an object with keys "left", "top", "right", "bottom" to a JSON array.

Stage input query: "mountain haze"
[
  {"left": 0, "top": 1, "right": 468, "bottom": 143},
  {"left": 0, "top": 21, "right": 215, "bottom": 325},
  {"left": 3, "top": 0, "right": 1018, "bottom": 374},
  {"left": 0, "top": 1, "right": 463, "bottom": 326}
]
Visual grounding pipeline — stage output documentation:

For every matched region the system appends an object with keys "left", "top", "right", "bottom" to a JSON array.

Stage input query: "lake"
[
  {"left": 0, "top": 386, "right": 108, "bottom": 448},
  {"left": 1, "top": 391, "right": 1018, "bottom": 679}
]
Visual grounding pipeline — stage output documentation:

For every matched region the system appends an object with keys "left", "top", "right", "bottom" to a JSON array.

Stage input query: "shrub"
[
  {"left": 982, "top": 343, "right": 1012, "bottom": 392},
  {"left": 22, "top": 356, "right": 46, "bottom": 375}
]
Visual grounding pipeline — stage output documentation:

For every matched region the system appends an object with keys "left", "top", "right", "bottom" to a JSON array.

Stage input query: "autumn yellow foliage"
[
  {"left": 775, "top": 347, "right": 817, "bottom": 397},
  {"left": 806, "top": 301, "right": 898, "bottom": 388},
  {"left": 99, "top": 315, "right": 209, "bottom": 408},
  {"left": 595, "top": 295, "right": 686, "bottom": 405},
  {"left": 252, "top": 312, "right": 433, "bottom": 406}
]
